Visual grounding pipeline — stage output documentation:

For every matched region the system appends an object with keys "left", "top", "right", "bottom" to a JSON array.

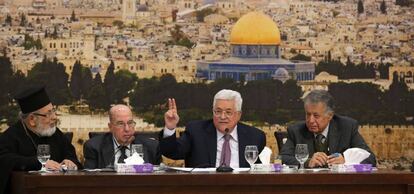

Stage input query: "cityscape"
[{"left": 0, "top": 0, "right": 413, "bottom": 169}]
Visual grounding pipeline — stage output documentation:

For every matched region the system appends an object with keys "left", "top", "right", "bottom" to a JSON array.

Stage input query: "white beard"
[
  {"left": 37, "top": 126, "right": 56, "bottom": 137},
  {"left": 33, "top": 119, "right": 57, "bottom": 137}
]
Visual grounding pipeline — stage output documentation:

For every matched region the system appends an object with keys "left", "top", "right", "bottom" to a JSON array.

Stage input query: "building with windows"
[{"left": 196, "top": 11, "right": 315, "bottom": 82}]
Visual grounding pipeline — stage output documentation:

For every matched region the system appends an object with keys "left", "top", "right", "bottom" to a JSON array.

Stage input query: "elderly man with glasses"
[
  {"left": 160, "top": 89, "right": 266, "bottom": 168},
  {"left": 83, "top": 104, "right": 161, "bottom": 169},
  {"left": 0, "top": 86, "right": 81, "bottom": 194}
]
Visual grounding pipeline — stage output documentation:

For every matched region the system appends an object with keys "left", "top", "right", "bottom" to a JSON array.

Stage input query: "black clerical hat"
[{"left": 14, "top": 86, "right": 51, "bottom": 114}]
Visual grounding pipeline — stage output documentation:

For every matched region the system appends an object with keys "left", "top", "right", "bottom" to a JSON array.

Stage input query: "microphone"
[
  {"left": 216, "top": 128, "right": 233, "bottom": 172},
  {"left": 105, "top": 146, "right": 122, "bottom": 170},
  {"left": 106, "top": 135, "right": 135, "bottom": 169}
]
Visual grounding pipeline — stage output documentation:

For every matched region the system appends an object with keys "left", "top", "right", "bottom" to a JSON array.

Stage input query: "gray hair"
[
  {"left": 19, "top": 111, "right": 31, "bottom": 120},
  {"left": 303, "top": 90, "right": 334, "bottom": 114},
  {"left": 213, "top": 89, "right": 243, "bottom": 112}
]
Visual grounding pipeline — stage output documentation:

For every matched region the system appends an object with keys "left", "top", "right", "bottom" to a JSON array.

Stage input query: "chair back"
[
  {"left": 88, "top": 131, "right": 160, "bottom": 140},
  {"left": 64, "top": 132, "right": 73, "bottom": 142},
  {"left": 274, "top": 131, "right": 288, "bottom": 151}
]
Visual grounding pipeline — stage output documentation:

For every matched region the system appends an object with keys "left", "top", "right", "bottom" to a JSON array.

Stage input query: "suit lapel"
[
  {"left": 205, "top": 121, "right": 217, "bottom": 167},
  {"left": 328, "top": 118, "right": 340, "bottom": 154},
  {"left": 303, "top": 127, "right": 316, "bottom": 156},
  {"left": 237, "top": 124, "right": 248, "bottom": 167},
  {"left": 101, "top": 134, "right": 115, "bottom": 168}
]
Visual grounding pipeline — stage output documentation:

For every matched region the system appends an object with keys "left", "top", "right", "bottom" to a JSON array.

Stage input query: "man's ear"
[
  {"left": 28, "top": 115, "right": 37, "bottom": 127},
  {"left": 327, "top": 112, "right": 334, "bottom": 120}
]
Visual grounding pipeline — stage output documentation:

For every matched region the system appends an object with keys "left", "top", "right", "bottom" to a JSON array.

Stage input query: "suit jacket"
[
  {"left": 280, "top": 114, "right": 377, "bottom": 167},
  {"left": 0, "top": 121, "right": 81, "bottom": 194},
  {"left": 159, "top": 119, "right": 266, "bottom": 168},
  {"left": 83, "top": 132, "right": 161, "bottom": 169}
]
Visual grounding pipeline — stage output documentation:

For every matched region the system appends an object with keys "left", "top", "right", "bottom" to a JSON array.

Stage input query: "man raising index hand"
[{"left": 160, "top": 89, "right": 266, "bottom": 168}]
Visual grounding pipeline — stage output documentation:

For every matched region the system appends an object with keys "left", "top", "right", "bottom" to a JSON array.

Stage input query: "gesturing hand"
[
  {"left": 164, "top": 98, "right": 179, "bottom": 130},
  {"left": 308, "top": 152, "right": 329, "bottom": 168}
]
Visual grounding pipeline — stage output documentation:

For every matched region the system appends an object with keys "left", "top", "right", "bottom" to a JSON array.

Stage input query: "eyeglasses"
[
  {"left": 113, "top": 120, "right": 136, "bottom": 128},
  {"left": 33, "top": 108, "right": 57, "bottom": 118},
  {"left": 212, "top": 109, "right": 237, "bottom": 118}
]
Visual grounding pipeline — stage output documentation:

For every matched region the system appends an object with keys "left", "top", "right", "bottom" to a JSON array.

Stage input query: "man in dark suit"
[
  {"left": 0, "top": 86, "right": 81, "bottom": 194},
  {"left": 83, "top": 104, "right": 161, "bottom": 169},
  {"left": 160, "top": 89, "right": 266, "bottom": 168},
  {"left": 280, "top": 90, "right": 376, "bottom": 168}
]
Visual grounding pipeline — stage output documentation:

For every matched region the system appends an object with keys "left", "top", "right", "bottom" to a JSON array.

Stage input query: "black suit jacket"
[
  {"left": 83, "top": 132, "right": 161, "bottom": 169},
  {"left": 280, "top": 114, "right": 377, "bottom": 167},
  {"left": 159, "top": 119, "right": 266, "bottom": 168},
  {"left": 0, "top": 122, "right": 81, "bottom": 194}
]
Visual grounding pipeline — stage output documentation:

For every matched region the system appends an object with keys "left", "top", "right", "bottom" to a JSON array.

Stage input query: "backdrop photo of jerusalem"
[{"left": 0, "top": 0, "right": 413, "bottom": 170}]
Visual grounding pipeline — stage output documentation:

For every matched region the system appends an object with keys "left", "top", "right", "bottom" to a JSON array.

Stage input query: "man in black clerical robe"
[{"left": 0, "top": 86, "right": 82, "bottom": 194}]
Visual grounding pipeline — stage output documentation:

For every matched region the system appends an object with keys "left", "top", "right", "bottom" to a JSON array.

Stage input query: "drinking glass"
[
  {"left": 131, "top": 144, "right": 144, "bottom": 159},
  {"left": 37, "top": 144, "right": 50, "bottom": 171},
  {"left": 244, "top": 145, "right": 259, "bottom": 171},
  {"left": 295, "top": 144, "right": 309, "bottom": 171}
]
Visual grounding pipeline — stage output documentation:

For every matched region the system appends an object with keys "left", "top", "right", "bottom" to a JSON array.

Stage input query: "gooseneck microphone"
[
  {"left": 106, "top": 135, "right": 135, "bottom": 169},
  {"left": 216, "top": 128, "right": 234, "bottom": 172}
]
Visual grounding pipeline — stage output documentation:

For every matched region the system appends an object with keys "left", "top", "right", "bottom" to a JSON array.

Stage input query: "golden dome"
[{"left": 230, "top": 12, "right": 281, "bottom": 45}]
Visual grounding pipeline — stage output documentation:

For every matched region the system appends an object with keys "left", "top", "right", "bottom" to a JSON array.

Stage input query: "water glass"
[
  {"left": 244, "top": 145, "right": 259, "bottom": 171},
  {"left": 131, "top": 144, "right": 144, "bottom": 159},
  {"left": 295, "top": 144, "right": 309, "bottom": 171},
  {"left": 37, "top": 144, "right": 50, "bottom": 171}
]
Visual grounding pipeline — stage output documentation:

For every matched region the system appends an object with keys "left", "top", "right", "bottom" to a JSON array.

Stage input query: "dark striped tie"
[
  {"left": 117, "top": 146, "right": 128, "bottom": 164},
  {"left": 220, "top": 134, "right": 231, "bottom": 167},
  {"left": 315, "top": 134, "right": 328, "bottom": 153}
]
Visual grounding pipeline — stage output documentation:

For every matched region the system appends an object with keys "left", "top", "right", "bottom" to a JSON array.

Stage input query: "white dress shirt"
[
  {"left": 113, "top": 137, "right": 131, "bottom": 164},
  {"left": 163, "top": 126, "right": 240, "bottom": 168},
  {"left": 215, "top": 126, "right": 239, "bottom": 168}
]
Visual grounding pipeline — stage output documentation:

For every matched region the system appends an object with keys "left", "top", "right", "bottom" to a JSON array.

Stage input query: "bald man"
[{"left": 83, "top": 104, "right": 161, "bottom": 169}]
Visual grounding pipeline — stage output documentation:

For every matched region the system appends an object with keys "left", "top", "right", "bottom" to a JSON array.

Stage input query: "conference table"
[{"left": 11, "top": 169, "right": 414, "bottom": 194}]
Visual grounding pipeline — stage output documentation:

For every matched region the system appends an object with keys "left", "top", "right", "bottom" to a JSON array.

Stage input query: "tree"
[
  {"left": 112, "top": 70, "right": 138, "bottom": 104},
  {"left": 20, "top": 13, "right": 27, "bottom": 26},
  {"left": 112, "top": 20, "right": 124, "bottom": 29},
  {"left": 81, "top": 67, "right": 93, "bottom": 102},
  {"left": 196, "top": 8, "right": 215, "bottom": 22},
  {"left": 52, "top": 25, "right": 58, "bottom": 39},
  {"left": 70, "top": 10, "right": 77, "bottom": 22},
  {"left": 70, "top": 60, "right": 82, "bottom": 100},
  {"left": 396, "top": 0, "right": 410, "bottom": 6},
  {"left": 22, "top": 34, "right": 42, "bottom": 50},
  {"left": 290, "top": 54, "right": 311, "bottom": 61},
  {"left": 0, "top": 56, "right": 13, "bottom": 110},
  {"left": 5, "top": 14, "right": 12, "bottom": 26},
  {"left": 88, "top": 73, "right": 107, "bottom": 111},
  {"left": 104, "top": 60, "right": 116, "bottom": 106},
  {"left": 358, "top": 0, "right": 364, "bottom": 15},
  {"left": 380, "top": 0, "right": 387, "bottom": 14},
  {"left": 26, "top": 57, "right": 71, "bottom": 105},
  {"left": 384, "top": 72, "right": 409, "bottom": 115}
]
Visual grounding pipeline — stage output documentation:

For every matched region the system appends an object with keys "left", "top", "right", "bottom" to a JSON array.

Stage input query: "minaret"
[{"left": 122, "top": 0, "right": 136, "bottom": 23}]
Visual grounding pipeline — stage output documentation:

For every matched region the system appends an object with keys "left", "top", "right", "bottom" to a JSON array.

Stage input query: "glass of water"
[
  {"left": 295, "top": 144, "right": 309, "bottom": 171},
  {"left": 37, "top": 144, "right": 50, "bottom": 171},
  {"left": 244, "top": 145, "right": 259, "bottom": 171},
  {"left": 131, "top": 144, "right": 144, "bottom": 159}
]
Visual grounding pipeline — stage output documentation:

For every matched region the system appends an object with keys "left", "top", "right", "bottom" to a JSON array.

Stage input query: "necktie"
[
  {"left": 117, "top": 146, "right": 128, "bottom": 164},
  {"left": 315, "top": 134, "right": 328, "bottom": 153},
  {"left": 220, "top": 134, "right": 231, "bottom": 167}
]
